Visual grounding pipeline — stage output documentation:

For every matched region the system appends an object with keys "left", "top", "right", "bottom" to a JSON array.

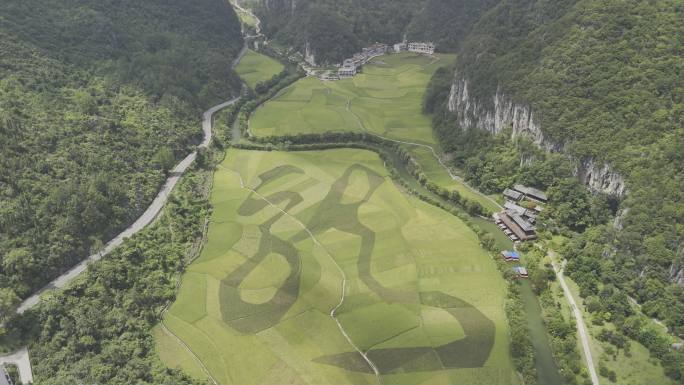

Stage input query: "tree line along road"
[{"left": 16, "top": 46, "right": 249, "bottom": 315}]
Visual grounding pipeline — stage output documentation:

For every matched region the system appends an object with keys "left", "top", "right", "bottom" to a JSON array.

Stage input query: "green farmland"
[
  {"left": 249, "top": 52, "right": 499, "bottom": 212},
  {"left": 251, "top": 53, "right": 452, "bottom": 144},
  {"left": 235, "top": 49, "right": 284, "bottom": 90},
  {"left": 159, "top": 149, "right": 517, "bottom": 385}
]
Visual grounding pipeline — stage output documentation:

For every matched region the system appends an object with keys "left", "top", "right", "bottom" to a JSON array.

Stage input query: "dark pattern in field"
[
  {"left": 219, "top": 164, "right": 495, "bottom": 372},
  {"left": 315, "top": 292, "right": 495, "bottom": 373},
  {"left": 219, "top": 166, "right": 306, "bottom": 333}
]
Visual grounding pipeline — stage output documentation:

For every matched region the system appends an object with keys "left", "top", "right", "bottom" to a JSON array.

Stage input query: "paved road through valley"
[
  {"left": 17, "top": 47, "right": 248, "bottom": 314},
  {"left": 0, "top": 347, "right": 32, "bottom": 384},
  {"left": 17, "top": 98, "right": 240, "bottom": 314}
]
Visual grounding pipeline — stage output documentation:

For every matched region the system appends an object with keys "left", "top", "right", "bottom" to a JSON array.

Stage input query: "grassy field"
[
  {"left": 236, "top": 9, "right": 257, "bottom": 27},
  {"left": 235, "top": 50, "right": 284, "bottom": 90},
  {"left": 410, "top": 147, "right": 501, "bottom": 213},
  {"left": 158, "top": 149, "right": 518, "bottom": 385}
]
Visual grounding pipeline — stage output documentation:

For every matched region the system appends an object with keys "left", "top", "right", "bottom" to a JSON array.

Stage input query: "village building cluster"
[
  {"left": 308, "top": 41, "right": 436, "bottom": 81},
  {"left": 337, "top": 43, "right": 389, "bottom": 78},
  {"left": 392, "top": 41, "right": 436, "bottom": 55},
  {"left": 494, "top": 184, "right": 547, "bottom": 243}
]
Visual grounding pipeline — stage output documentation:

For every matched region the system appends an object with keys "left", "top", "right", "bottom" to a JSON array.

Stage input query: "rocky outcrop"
[
  {"left": 447, "top": 74, "right": 626, "bottom": 197},
  {"left": 304, "top": 41, "right": 316, "bottom": 66},
  {"left": 448, "top": 77, "right": 560, "bottom": 153},
  {"left": 670, "top": 265, "right": 684, "bottom": 287},
  {"left": 575, "top": 158, "right": 627, "bottom": 197}
]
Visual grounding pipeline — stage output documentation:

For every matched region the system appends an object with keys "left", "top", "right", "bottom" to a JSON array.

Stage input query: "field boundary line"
[
  {"left": 159, "top": 316, "right": 220, "bottom": 385},
  {"left": 343, "top": 97, "right": 502, "bottom": 211},
  {"left": 157, "top": 165, "right": 225, "bottom": 385},
  {"left": 219, "top": 165, "right": 383, "bottom": 384}
]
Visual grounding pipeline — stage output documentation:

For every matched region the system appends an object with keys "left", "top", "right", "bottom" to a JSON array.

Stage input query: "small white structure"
[{"left": 408, "top": 41, "right": 435, "bottom": 55}]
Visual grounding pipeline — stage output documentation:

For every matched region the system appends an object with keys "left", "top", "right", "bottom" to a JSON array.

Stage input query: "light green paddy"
[
  {"left": 235, "top": 49, "right": 284, "bottom": 90},
  {"left": 158, "top": 149, "right": 518, "bottom": 385}
]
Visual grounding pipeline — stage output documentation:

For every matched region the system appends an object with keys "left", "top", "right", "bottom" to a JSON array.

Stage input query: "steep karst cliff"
[
  {"left": 427, "top": 0, "right": 683, "bottom": 344},
  {"left": 447, "top": 74, "right": 627, "bottom": 197}
]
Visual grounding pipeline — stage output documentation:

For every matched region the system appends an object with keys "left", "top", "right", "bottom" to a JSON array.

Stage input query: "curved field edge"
[
  {"left": 234, "top": 49, "right": 285, "bottom": 90},
  {"left": 247, "top": 53, "right": 499, "bottom": 213},
  {"left": 157, "top": 148, "right": 519, "bottom": 385}
]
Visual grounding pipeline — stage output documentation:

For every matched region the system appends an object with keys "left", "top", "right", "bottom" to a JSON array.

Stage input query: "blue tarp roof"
[{"left": 503, "top": 250, "right": 520, "bottom": 259}]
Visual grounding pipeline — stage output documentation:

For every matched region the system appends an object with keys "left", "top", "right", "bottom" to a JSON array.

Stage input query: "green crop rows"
[{"left": 159, "top": 149, "right": 517, "bottom": 385}]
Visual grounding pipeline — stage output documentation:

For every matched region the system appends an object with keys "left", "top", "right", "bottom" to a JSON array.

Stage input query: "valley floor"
[{"left": 159, "top": 149, "right": 517, "bottom": 385}]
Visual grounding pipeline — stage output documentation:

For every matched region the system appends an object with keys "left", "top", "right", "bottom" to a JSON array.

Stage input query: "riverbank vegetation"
[{"left": 0, "top": 0, "right": 243, "bottom": 303}]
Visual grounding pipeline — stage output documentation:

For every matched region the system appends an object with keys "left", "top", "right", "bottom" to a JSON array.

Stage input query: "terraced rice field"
[
  {"left": 234, "top": 49, "right": 284, "bottom": 90},
  {"left": 158, "top": 149, "right": 517, "bottom": 385}
]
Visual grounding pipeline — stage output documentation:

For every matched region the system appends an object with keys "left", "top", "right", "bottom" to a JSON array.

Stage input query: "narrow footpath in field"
[{"left": 221, "top": 165, "right": 383, "bottom": 384}]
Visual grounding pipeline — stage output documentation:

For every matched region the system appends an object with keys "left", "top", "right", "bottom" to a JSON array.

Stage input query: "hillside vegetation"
[
  {"left": 255, "top": 0, "right": 422, "bottom": 63},
  {"left": 406, "top": 0, "right": 500, "bottom": 52},
  {"left": 424, "top": 0, "right": 683, "bottom": 381},
  {"left": 23, "top": 169, "right": 212, "bottom": 384},
  {"left": 0, "top": 0, "right": 243, "bottom": 304},
  {"left": 255, "top": 0, "right": 501, "bottom": 63}
]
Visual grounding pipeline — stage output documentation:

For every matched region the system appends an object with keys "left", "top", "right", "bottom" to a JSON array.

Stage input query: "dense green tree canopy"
[
  {"left": 255, "top": 0, "right": 422, "bottom": 63},
  {"left": 425, "top": 0, "right": 683, "bottom": 379},
  {"left": 0, "top": 0, "right": 243, "bottom": 301}
]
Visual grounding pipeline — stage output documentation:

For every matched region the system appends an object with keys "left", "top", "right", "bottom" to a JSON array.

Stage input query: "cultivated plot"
[
  {"left": 250, "top": 52, "right": 455, "bottom": 144},
  {"left": 235, "top": 49, "right": 284, "bottom": 90},
  {"left": 249, "top": 53, "right": 498, "bottom": 212},
  {"left": 158, "top": 149, "right": 517, "bottom": 385}
]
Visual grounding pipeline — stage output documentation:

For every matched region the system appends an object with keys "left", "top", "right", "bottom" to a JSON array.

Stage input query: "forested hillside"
[
  {"left": 255, "top": 0, "right": 500, "bottom": 63},
  {"left": 406, "top": 0, "right": 499, "bottom": 52},
  {"left": 0, "top": 0, "right": 242, "bottom": 305},
  {"left": 424, "top": 0, "right": 683, "bottom": 380},
  {"left": 255, "top": 0, "right": 422, "bottom": 63}
]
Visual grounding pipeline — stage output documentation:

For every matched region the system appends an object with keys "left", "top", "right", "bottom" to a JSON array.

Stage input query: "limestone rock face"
[
  {"left": 670, "top": 265, "right": 684, "bottom": 287},
  {"left": 447, "top": 73, "right": 626, "bottom": 197},
  {"left": 304, "top": 41, "right": 316, "bottom": 66},
  {"left": 575, "top": 158, "right": 626, "bottom": 197}
]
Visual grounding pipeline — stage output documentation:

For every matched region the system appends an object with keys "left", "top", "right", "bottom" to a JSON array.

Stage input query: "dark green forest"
[
  {"left": 255, "top": 0, "right": 422, "bottom": 63},
  {"left": 406, "top": 0, "right": 500, "bottom": 52},
  {"left": 0, "top": 0, "right": 243, "bottom": 305},
  {"left": 18, "top": 166, "right": 212, "bottom": 385},
  {"left": 424, "top": 0, "right": 683, "bottom": 380}
]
